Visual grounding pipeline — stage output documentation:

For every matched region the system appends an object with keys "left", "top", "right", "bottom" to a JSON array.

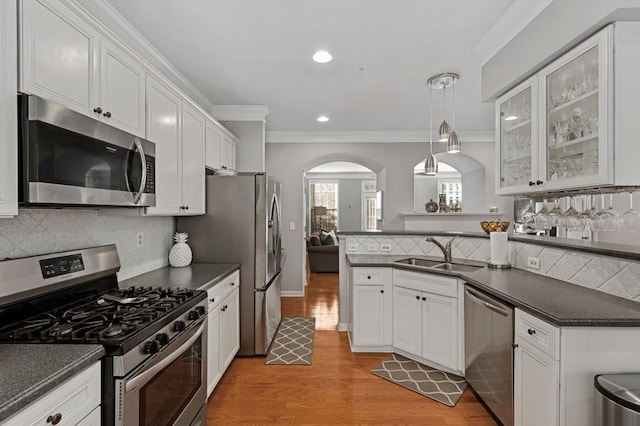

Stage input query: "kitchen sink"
[
  {"left": 394, "top": 257, "right": 485, "bottom": 273},
  {"left": 394, "top": 258, "right": 443, "bottom": 268},
  {"left": 431, "top": 262, "right": 484, "bottom": 273}
]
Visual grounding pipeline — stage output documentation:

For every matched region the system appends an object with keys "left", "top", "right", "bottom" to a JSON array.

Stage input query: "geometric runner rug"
[
  {"left": 265, "top": 317, "right": 315, "bottom": 365},
  {"left": 371, "top": 353, "right": 467, "bottom": 406}
]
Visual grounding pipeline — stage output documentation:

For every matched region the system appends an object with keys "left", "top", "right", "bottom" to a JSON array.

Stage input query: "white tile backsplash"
[
  {"left": 346, "top": 234, "right": 640, "bottom": 302},
  {"left": 0, "top": 209, "right": 174, "bottom": 280}
]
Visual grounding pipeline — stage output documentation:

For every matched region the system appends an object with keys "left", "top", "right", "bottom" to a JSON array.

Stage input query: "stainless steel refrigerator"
[{"left": 177, "top": 173, "right": 282, "bottom": 356}]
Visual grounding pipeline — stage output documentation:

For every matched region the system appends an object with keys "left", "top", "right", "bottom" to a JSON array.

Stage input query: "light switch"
[{"left": 289, "top": 221, "right": 295, "bottom": 230}]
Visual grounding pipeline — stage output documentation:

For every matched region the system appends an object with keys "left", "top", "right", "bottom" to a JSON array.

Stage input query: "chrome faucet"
[{"left": 426, "top": 236, "right": 457, "bottom": 263}]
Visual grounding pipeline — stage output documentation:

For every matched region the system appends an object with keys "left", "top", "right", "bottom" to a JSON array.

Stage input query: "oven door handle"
[{"left": 125, "top": 321, "right": 204, "bottom": 393}]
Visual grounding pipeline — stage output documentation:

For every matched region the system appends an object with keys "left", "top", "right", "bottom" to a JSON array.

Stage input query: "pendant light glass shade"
[
  {"left": 438, "top": 120, "right": 450, "bottom": 142},
  {"left": 425, "top": 153, "right": 438, "bottom": 175},
  {"left": 447, "top": 130, "right": 461, "bottom": 153}
]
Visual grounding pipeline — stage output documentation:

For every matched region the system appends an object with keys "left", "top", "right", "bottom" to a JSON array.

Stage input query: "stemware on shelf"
[
  {"left": 592, "top": 193, "right": 614, "bottom": 232},
  {"left": 534, "top": 200, "right": 550, "bottom": 229},
  {"left": 548, "top": 198, "right": 564, "bottom": 227},
  {"left": 563, "top": 196, "right": 581, "bottom": 230},
  {"left": 622, "top": 191, "right": 640, "bottom": 232}
]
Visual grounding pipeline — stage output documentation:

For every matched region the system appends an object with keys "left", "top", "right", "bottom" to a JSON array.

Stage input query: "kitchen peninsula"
[{"left": 338, "top": 230, "right": 640, "bottom": 426}]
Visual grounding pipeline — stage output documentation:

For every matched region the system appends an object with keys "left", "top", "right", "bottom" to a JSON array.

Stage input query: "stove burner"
[{"left": 103, "top": 323, "right": 124, "bottom": 337}]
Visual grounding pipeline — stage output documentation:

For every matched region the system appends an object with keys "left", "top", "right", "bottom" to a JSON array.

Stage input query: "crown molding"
[
  {"left": 211, "top": 105, "right": 270, "bottom": 122},
  {"left": 66, "top": 0, "right": 215, "bottom": 112},
  {"left": 473, "top": 0, "right": 554, "bottom": 66},
  {"left": 266, "top": 130, "right": 494, "bottom": 144}
]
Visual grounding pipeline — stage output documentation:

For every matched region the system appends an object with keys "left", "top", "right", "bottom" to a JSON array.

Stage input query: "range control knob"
[
  {"left": 188, "top": 310, "right": 200, "bottom": 320},
  {"left": 156, "top": 333, "right": 169, "bottom": 345},
  {"left": 173, "top": 320, "right": 186, "bottom": 332},
  {"left": 144, "top": 340, "right": 159, "bottom": 354},
  {"left": 195, "top": 306, "right": 206, "bottom": 316}
]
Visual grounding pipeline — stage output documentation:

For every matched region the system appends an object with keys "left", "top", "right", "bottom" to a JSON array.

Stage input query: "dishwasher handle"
[{"left": 465, "top": 288, "right": 511, "bottom": 317}]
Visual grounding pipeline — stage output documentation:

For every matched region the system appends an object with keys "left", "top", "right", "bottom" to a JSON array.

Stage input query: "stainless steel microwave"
[{"left": 18, "top": 95, "right": 156, "bottom": 207}]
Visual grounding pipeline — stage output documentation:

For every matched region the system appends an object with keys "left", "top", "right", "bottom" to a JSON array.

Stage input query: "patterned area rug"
[
  {"left": 371, "top": 353, "right": 467, "bottom": 406},
  {"left": 265, "top": 317, "right": 315, "bottom": 365}
]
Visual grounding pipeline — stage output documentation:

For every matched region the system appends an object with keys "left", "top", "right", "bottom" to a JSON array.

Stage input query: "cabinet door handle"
[
  {"left": 379, "top": 289, "right": 384, "bottom": 294},
  {"left": 47, "top": 413, "right": 62, "bottom": 425},
  {"left": 367, "top": 275, "right": 371, "bottom": 279},
  {"left": 513, "top": 343, "right": 519, "bottom": 349},
  {"left": 230, "top": 282, "right": 235, "bottom": 286},
  {"left": 209, "top": 298, "right": 215, "bottom": 303},
  {"left": 422, "top": 297, "right": 426, "bottom": 301},
  {"left": 528, "top": 181, "right": 535, "bottom": 186},
  {"left": 93, "top": 107, "right": 102, "bottom": 114},
  {"left": 103, "top": 111, "right": 112, "bottom": 118},
  {"left": 536, "top": 180, "right": 543, "bottom": 185},
  {"left": 527, "top": 328, "right": 536, "bottom": 335},
  {"left": 415, "top": 295, "right": 420, "bottom": 300},
  {"left": 185, "top": 205, "right": 189, "bottom": 210}
]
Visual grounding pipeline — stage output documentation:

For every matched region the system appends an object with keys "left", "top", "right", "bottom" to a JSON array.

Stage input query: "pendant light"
[
  {"left": 425, "top": 81, "right": 438, "bottom": 175},
  {"left": 447, "top": 78, "right": 461, "bottom": 153}
]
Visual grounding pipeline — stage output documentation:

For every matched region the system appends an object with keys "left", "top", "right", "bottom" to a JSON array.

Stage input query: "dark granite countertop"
[
  {"left": 338, "top": 230, "right": 640, "bottom": 261},
  {"left": 347, "top": 254, "right": 640, "bottom": 327},
  {"left": 118, "top": 263, "right": 240, "bottom": 292},
  {"left": 0, "top": 344, "right": 104, "bottom": 422}
]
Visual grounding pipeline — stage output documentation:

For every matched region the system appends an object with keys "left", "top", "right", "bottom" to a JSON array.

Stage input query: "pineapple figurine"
[{"left": 169, "top": 232, "right": 192, "bottom": 267}]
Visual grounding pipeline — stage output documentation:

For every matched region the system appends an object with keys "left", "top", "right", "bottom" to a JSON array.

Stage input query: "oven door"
[{"left": 115, "top": 320, "right": 207, "bottom": 426}]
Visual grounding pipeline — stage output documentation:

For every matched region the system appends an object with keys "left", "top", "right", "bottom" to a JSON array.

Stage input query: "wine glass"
[
  {"left": 622, "top": 192, "right": 640, "bottom": 231},
  {"left": 563, "top": 196, "right": 581, "bottom": 230},
  {"left": 577, "top": 195, "right": 596, "bottom": 231},
  {"left": 603, "top": 194, "right": 622, "bottom": 231},
  {"left": 592, "top": 194, "right": 613, "bottom": 232},
  {"left": 548, "top": 198, "right": 564, "bottom": 227},
  {"left": 535, "top": 200, "right": 550, "bottom": 229}
]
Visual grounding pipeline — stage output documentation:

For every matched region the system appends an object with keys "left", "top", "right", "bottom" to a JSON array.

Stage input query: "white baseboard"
[
  {"left": 281, "top": 291, "right": 305, "bottom": 297},
  {"left": 337, "top": 323, "right": 348, "bottom": 332}
]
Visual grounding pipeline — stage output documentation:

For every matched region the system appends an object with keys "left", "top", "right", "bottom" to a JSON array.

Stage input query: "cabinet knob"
[
  {"left": 185, "top": 205, "right": 189, "bottom": 210},
  {"left": 209, "top": 297, "right": 215, "bottom": 303},
  {"left": 422, "top": 297, "right": 426, "bottom": 301},
  {"left": 380, "top": 289, "right": 384, "bottom": 294},
  {"left": 528, "top": 181, "right": 535, "bottom": 186},
  {"left": 103, "top": 111, "right": 112, "bottom": 118},
  {"left": 47, "top": 413, "right": 62, "bottom": 425},
  {"left": 536, "top": 180, "right": 543, "bottom": 185},
  {"left": 513, "top": 343, "right": 519, "bottom": 349},
  {"left": 93, "top": 107, "right": 102, "bottom": 114},
  {"left": 415, "top": 295, "right": 420, "bottom": 300},
  {"left": 367, "top": 275, "right": 371, "bottom": 279},
  {"left": 230, "top": 282, "right": 235, "bottom": 286},
  {"left": 527, "top": 328, "right": 536, "bottom": 335}
]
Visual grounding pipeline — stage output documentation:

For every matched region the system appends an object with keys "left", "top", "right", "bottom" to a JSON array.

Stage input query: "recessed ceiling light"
[
  {"left": 312, "top": 50, "right": 333, "bottom": 63},
  {"left": 317, "top": 115, "right": 329, "bottom": 122}
]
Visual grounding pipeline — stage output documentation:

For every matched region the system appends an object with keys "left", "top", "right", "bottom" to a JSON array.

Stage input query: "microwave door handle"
[
  {"left": 125, "top": 321, "right": 204, "bottom": 392},
  {"left": 132, "top": 137, "right": 147, "bottom": 205}
]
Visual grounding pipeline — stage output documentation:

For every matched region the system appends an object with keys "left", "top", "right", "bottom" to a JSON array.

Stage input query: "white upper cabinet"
[
  {"left": 205, "top": 120, "right": 237, "bottom": 172},
  {"left": 538, "top": 27, "right": 612, "bottom": 191},
  {"left": 0, "top": 0, "right": 18, "bottom": 218},
  {"left": 180, "top": 102, "right": 206, "bottom": 215},
  {"left": 19, "top": 0, "right": 146, "bottom": 137},
  {"left": 99, "top": 38, "right": 146, "bottom": 136},
  {"left": 144, "top": 74, "right": 181, "bottom": 216},
  {"left": 494, "top": 24, "right": 640, "bottom": 195}
]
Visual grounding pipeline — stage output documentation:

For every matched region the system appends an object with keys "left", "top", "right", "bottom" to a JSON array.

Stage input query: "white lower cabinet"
[
  {"left": 4, "top": 361, "right": 101, "bottom": 426},
  {"left": 392, "top": 272, "right": 459, "bottom": 373},
  {"left": 205, "top": 270, "right": 240, "bottom": 397},
  {"left": 514, "top": 337, "right": 559, "bottom": 426},
  {"left": 349, "top": 267, "right": 392, "bottom": 351}
]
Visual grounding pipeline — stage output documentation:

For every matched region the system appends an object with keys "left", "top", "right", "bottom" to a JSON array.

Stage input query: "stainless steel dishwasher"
[{"left": 464, "top": 285, "right": 514, "bottom": 426}]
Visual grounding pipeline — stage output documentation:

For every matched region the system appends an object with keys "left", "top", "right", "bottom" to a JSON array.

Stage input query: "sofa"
[{"left": 306, "top": 231, "right": 339, "bottom": 273}]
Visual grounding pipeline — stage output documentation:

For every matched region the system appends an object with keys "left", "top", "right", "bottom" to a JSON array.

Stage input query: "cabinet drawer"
[
  {"left": 515, "top": 309, "right": 560, "bottom": 360},
  {"left": 353, "top": 268, "right": 385, "bottom": 285},
  {"left": 4, "top": 361, "right": 101, "bottom": 426},
  {"left": 393, "top": 269, "right": 457, "bottom": 298},
  {"left": 206, "top": 270, "right": 240, "bottom": 309}
]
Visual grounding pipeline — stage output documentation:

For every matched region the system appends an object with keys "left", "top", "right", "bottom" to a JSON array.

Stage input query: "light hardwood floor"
[{"left": 207, "top": 273, "right": 498, "bottom": 425}]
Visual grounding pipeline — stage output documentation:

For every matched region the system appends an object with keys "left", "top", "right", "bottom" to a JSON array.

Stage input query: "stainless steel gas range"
[{"left": 0, "top": 245, "right": 207, "bottom": 426}]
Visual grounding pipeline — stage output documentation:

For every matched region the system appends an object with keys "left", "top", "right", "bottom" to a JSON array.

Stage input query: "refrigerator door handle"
[{"left": 255, "top": 272, "right": 280, "bottom": 293}]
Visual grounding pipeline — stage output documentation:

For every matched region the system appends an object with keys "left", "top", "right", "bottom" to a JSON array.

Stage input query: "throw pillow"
[
  {"left": 309, "top": 235, "right": 322, "bottom": 246},
  {"left": 328, "top": 229, "right": 338, "bottom": 245},
  {"left": 319, "top": 231, "right": 333, "bottom": 246}
]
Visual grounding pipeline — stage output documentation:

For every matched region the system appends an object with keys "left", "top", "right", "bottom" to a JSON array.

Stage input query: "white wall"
[
  {"left": 266, "top": 141, "right": 510, "bottom": 294},
  {"left": 0, "top": 209, "right": 174, "bottom": 280},
  {"left": 221, "top": 121, "right": 265, "bottom": 172}
]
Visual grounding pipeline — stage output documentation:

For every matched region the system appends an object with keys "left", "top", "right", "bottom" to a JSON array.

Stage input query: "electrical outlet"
[
  {"left": 136, "top": 231, "right": 144, "bottom": 248},
  {"left": 367, "top": 243, "right": 379, "bottom": 252},
  {"left": 347, "top": 243, "right": 359, "bottom": 252},
  {"left": 380, "top": 243, "right": 392, "bottom": 252},
  {"left": 289, "top": 221, "right": 295, "bottom": 231},
  {"left": 527, "top": 257, "right": 540, "bottom": 270}
]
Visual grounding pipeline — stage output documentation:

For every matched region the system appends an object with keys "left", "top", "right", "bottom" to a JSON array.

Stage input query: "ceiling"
[{"left": 107, "top": 0, "right": 514, "bottom": 135}]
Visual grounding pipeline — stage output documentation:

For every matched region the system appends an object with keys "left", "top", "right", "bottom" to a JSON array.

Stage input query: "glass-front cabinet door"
[
  {"left": 495, "top": 76, "right": 538, "bottom": 195},
  {"left": 538, "top": 27, "right": 613, "bottom": 190}
]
